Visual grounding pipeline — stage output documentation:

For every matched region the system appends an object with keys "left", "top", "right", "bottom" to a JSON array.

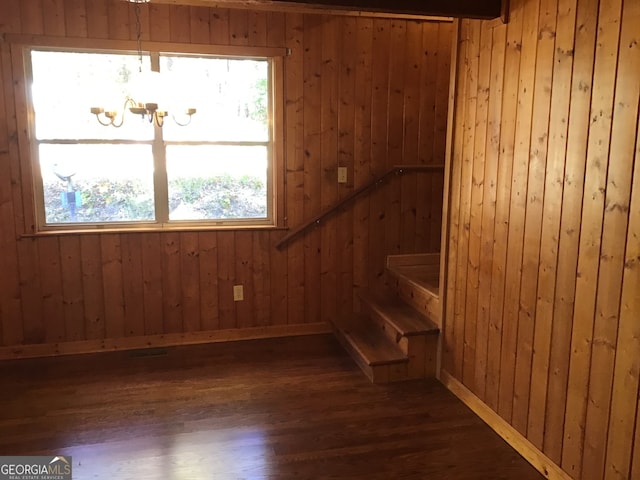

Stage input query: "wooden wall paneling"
[
  {"left": 16, "top": 239, "right": 44, "bottom": 344},
  {"left": 443, "top": 19, "right": 468, "bottom": 375},
  {"left": 59, "top": 236, "right": 85, "bottom": 342},
  {"left": 541, "top": 0, "right": 579, "bottom": 463},
  {"left": 198, "top": 232, "right": 219, "bottom": 331},
  {"left": 180, "top": 232, "right": 201, "bottom": 333},
  {"left": 266, "top": 11, "right": 286, "bottom": 47},
  {"left": 228, "top": 8, "right": 250, "bottom": 45},
  {"left": 337, "top": 17, "right": 356, "bottom": 320},
  {"left": 127, "top": 0, "right": 149, "bottom": 42},
  {"left": 454, "top": 18, "right": 481, "bottom": 390},
  {"left": 64, "top": 0, "right": 87, "bottom": 38},
  {"left": 512, "top": 1, "right": 557, "bottom": 447},
  {"left": 605, "top": 53, "right": 640, "bottom": 479},
  {"left": 234, "top": 232, "right": 254, "bottom": 328},
  {"left": 85, "top": 0, "right": 109, "bottom": 40},
  {"left": 368, "top": 18, "right": 391, "bottom": 294},
  {"left": 162, "top": 232, "right": 183, "bottom": 333},
  {"left": 582, "top": 2, "right": 639, "bottom": 476},
  {"left": 169, "top": 5, "right": 191, "bottom": 44},
  {"left": 0, "top": 42, "right": 23, "bottom": 347},
  {"left": 269, "top": 231, "right": 288, "bottom": 325},
  {"left": 101, "top": 235, "right": 126, "bottom": 340},
  {"left": 216, "top": 232, "right": 236, "bottom": 329},
  {"left": 434, "top": 22, "right": 453, "bottom": 165},
  {"left": 209, "top": 8, "right": 230, "bottom": 45},
  {"left": 627, "top": 122, "right": 640, "bottom": 480},
  {"left": 453, "top": 19, "right": 479, "bottom": 383},
  {"left": 485, "top": 7, "right": 522, "bottom": 413},
  {"left": 248, "top": 11, "right": 268, "bottom": 46},
  {"left": 284, "top": 12, "right": 305, "bottom": 325},
  {"left": 302, "top": 14, "right": 322, "bottom": 324},
  {"left": 416, "top": 23, "right": 438, "bottom": 252},
  {"left": 561, "top": 0, "right": 623, "bottom": 474},
  {"left": 140, "top": 233, "right": 164, "bottom": 335},
  {"left": 531, "top": 0, "right": 568, "bottom": 448},
  {"left": 42, "top": 0, "right": 66, "bottom": 37},
  {"left": 416, "top": 22, "right": 438, "bottom": 167},
  {"left": 429, "top": 22, "right": 452, "bottom": 252},
  {"left": 0, "top": 1, "right": 21, "bottom": 34},
  {"left": 252, "top": 231, "right": 271, "bottom": 327},
  {"left": 107, "top": 0, "right": 129, "bottom": 41},
  {"left": 190, "top": 5, "right": 211, "bottom": 44},
  {"left": 384, "top": 20, "right": 405, "bottom": 257},
  {"left": 464, "top": 22, "right": 491, "bottom": 391},
  {"left": 120, "top": 234, "right": 145, "bottom": 337},
  {"left": 0, "top": 49, "right": 24, "bottom": 256},
  {"left": 548, "top": 0, "right": 597, "bottom": 463},
  {"left": 37, "top": 236, "right": 65, "bottom": 343},
  {"left": 149, "top": 3, "right": 170, "bottom": 42},
  {"left": 320, "top": 16, "right": 339, "bottom": 326},
  {"left": 80, "top": 235, "right": 105, "bottom": 340},
  {"left": 9, "top": 45, "right": 32, "bottom": 235},
  {"left": 512, "top": 0, "right": 554, "bottom": 439},
  {"left": 351, "top": 16, "right": 373, "bottom": 296},
  {"left": 522, "top": 0, "right": 557, "bottom": 447},
  {"left": 0, "top": 2, "right": 453, "bottom": 356},
  {"left": 20, "top": 0, "right": 44, "bottom": 35},
  {"left": 474, "top": 22, "right": 505, "bottom": 402},
  {"left": 499, "top": 0, "right": 537, "bottom": 423},
  {"left": 633, "top": 405, "right": 640, "bottom": 475},
  {"left": 400, "top": 20, "right": 420, "bottom": 251}
]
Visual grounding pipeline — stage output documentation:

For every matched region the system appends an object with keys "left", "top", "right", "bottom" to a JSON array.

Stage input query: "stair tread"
[
  {"left": 360, "top": 290, "right": 439, "bottom": 337},
  {"left": 387, "top": 264, "right": 440, "bottom": 297},
  {"left": 339, "top": 323, "right": 407, "bottom": 366}
]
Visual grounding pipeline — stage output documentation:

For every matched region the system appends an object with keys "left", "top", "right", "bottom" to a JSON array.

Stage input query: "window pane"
[
  {"left": 160, "top": 56, "right": 270, "bottom": 142},
  {"left": 40, "top": 144, "right": 155, "bottom": 224},
  {"left": 167, "top": 145, "right": 268, "bottom": 221},
  {"left": 31, "top": 50, "right": 153, "bottom": 141}
]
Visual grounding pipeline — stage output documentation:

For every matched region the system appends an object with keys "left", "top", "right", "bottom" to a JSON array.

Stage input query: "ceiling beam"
[{"left": 147, "top": 0, "right": 502, "bottom": 20}]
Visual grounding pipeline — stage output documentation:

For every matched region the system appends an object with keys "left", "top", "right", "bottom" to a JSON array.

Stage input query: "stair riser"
[
  {"left": 367, "top": 313, "right": 409, "bottom": 354},
  {"left": 391, "top": 276, "right": 441, "bottom": 327},
  {"left": 386, "top": 253, "right": 440, "bottom": 268}
]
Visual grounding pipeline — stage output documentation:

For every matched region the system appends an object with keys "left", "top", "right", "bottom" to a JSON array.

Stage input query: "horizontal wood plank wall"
[
  {"left": 443, "top": 0, "right": 640, "bottom": 479},
  {"left": 0, "top": 0, "right": 450, "bottom": 354}
]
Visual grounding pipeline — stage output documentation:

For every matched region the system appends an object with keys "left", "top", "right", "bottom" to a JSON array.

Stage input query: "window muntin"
[{"left": 28, "top": 47, "right": 275, "bottom": 230}]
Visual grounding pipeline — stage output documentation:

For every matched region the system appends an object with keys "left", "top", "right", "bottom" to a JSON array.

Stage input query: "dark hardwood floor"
[{"left": 0, "top": 335, "right": 543, "bottom": 479}]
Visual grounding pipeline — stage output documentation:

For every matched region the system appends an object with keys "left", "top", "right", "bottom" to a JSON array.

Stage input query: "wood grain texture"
[
  {"left": 0, "top": 1, "right": 448, "bottom": 358},
  {"left": 0, "top": 335, "right": 543, "bottom": 480},
  {"left": 443, "top": 0, "right": 640, "bottom": 478}
]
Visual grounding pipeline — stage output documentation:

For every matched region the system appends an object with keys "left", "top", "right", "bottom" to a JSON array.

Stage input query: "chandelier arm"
[
  {"left": 94, "top": 114, "right": 115, "bottom": 127},
  {"left": 171, "top": 113, "right": 193, "bottom": 127}
]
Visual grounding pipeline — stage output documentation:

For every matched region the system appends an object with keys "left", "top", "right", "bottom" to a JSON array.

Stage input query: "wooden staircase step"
[
  {"left": 338, "top": 323, "right": 407, "bottom": 366},
  {"left": 335, "top": 320, "right": 409, "bottom": 383},
  {"left": 387, "top": 264, "right": 440, "bottom": 298},
  {"left": 359, "top": 290, "right": 439, "bottom": 338}
]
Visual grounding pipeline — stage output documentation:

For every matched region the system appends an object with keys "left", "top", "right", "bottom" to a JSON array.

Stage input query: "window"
[{"left": 25, "top": 44, "right": 282, "bottom": 231}]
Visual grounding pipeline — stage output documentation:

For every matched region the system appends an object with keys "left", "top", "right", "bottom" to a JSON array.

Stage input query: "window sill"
[{"left": 21, "top": 224, "right": 289, "bottom": 238}]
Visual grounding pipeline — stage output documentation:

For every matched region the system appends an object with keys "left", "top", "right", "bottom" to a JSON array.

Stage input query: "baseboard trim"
[
  {"left": 0, "top": 323, "right": 333, "bottom": 360},
  {"left": 440, "top": 371, "right": 572, "bottom": 480}
]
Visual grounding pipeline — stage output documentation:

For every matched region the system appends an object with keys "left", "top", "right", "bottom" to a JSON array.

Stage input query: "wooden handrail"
[{"left": 276, "top": 164, "right": 445, "bottom": 249}]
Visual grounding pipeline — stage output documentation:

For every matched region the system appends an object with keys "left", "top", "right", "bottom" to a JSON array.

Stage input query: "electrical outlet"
[
  {"left": 233, "top": 285, "right": 244, "bottom": 301},
  {"left": 338, "top": 167, "right": 348, "bottom": 184}
]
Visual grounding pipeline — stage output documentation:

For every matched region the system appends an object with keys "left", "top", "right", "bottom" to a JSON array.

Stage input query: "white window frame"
[{"left": 12, "top": 36, "right": 286, "bottom": 234}]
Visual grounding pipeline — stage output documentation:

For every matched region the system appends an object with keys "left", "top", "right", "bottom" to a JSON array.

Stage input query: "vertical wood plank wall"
[
  {"left": 444, "top": 0, "right": 640, "bottom": 479},
  {"left": 0, "top": 0, "right": 451, "bottom": 353}
]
